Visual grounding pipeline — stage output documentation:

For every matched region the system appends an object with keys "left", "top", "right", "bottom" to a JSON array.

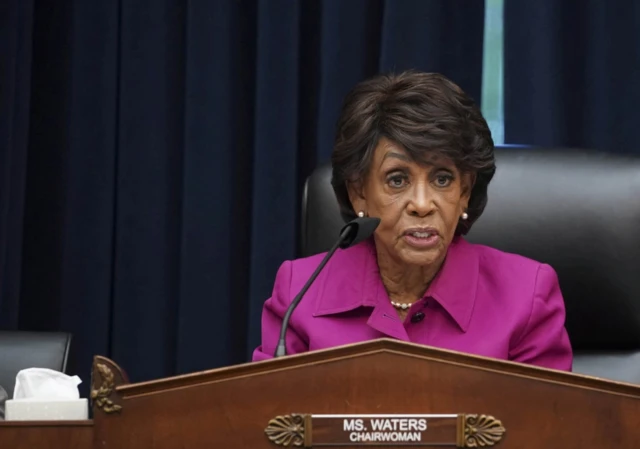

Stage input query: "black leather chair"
[
  {"left": 0, "top": 331, "right": 72, "bottom": 398},
  {"left": 301, "top": 147, "right": 640, "bottom": 383}
]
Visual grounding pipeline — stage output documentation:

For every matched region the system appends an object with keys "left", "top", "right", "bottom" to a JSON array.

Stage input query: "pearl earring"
[
  {"left": 357, "top": 211, "right": 365, "bottom": 218},
  {"left": 461, "top": 212, "right": 469, "bottom": 220}
]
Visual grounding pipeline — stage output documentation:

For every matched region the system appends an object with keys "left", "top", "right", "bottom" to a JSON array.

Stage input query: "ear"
[{"left": 346, "top": 179, "right": 366, "bottom": 214}]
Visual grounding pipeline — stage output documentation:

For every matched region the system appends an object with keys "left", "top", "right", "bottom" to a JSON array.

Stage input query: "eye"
[
  {"left": 434, "top": 173, "right": 453, "bottom": 187},
  {"left": 387, "top": 173, "right": 408, "bottom": 189}
]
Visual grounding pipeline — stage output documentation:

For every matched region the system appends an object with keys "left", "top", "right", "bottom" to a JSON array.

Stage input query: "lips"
[
  {"left": 408, "top": 230, "right": 435, "bottom": 238},
  {"left": 403, "top": 228, "right": 439, "bottom": 238},
  {"left": 402, "top": 227, "right": 440, "bottom": 249}
]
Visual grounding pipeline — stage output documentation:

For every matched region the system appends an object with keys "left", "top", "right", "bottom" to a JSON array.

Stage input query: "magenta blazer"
[{"left": 253, "top": 236, "right": 573, "bottom": 371}]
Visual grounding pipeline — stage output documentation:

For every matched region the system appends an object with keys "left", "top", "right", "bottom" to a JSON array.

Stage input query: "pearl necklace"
[{"left": 390, "top": 301, "right": 415, "bottom": 310}]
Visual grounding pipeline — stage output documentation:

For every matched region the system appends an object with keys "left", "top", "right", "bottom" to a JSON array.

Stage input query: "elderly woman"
[{"left": 253, "top": 71, "right": 572, "bottom": 370}]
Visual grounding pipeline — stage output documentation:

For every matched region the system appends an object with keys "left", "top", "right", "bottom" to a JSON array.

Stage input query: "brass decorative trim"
[
  {"left": 463, "top": 414, "right": 505, "bottom": 447},
  {"left": 303, "top": 414, "right": 313, "bottom": 448},
  {"left": 90, "top": 363, "right": 122, "bottom": 414},
  {"left": 456, "top": 414, "right": 465, "bottom": 446},
  {"left": 265, "top": 414, "right": 307, "bottom": 447}
]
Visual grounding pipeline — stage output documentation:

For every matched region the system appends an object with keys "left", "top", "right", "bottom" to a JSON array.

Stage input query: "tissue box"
[{"left": 5, "top": 398, "right": 88, "bottom": 421}]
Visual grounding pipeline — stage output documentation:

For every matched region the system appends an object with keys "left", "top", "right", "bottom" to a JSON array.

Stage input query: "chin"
[{"left": 397, "top": 248, "right": 443, "bottom": 267}]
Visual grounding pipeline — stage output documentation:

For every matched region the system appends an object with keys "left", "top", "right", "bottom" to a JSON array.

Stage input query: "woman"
[{"left": 253, "top": 71, "right": 572, "bottom": 370}]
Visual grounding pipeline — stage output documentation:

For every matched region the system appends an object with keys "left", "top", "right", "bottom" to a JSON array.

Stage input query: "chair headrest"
[{"left": 301, "top": 147, "right": 640, "bottom": 351}]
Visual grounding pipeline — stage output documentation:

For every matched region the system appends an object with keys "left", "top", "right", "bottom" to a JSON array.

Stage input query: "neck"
[{"left": 376, "top": 252, "right": 445, "bottom": 302}]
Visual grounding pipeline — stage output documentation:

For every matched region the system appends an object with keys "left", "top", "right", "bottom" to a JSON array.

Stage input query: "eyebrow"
[
  {"left": 381, "top": 151, "right": 412, "bottom": 164},
  {"left": 380, "top": 151, "right": 458, "bottom": 173}
]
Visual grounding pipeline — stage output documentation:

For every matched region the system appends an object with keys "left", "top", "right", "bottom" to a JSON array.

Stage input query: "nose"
[{"left": 406, "top": 181, "right": 436, "bottom": 217}]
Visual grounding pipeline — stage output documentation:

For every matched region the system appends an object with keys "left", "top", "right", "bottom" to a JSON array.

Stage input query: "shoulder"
[
  {"left": 281, "top": 240, "right": 373, "bottom": 284},
  {"left": 463, "top": 238, "right": 554, "bottom": 284},
  {"left": 460, "top": 238, "right": 566, "bottom": 327},
  {"left": 463, "top": 243, "right": 573, "bottom": 369},
  {"left": 283, "top": 252, "right": 329, "bottom": 279},
  {"left": 270, "top": 240, "right": 374, "bottom": 311},
  {"left": 460, "top": 240, "right": 571, "bottom": 369},
  {"left": 457, "top": 238, "right": 563, "bottom": 321},
  {"left": 466, "top": 239, "right": 541, "bottom": 269}
]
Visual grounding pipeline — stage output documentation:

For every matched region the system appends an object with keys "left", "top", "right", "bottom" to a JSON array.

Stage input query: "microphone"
[{"left": 274, "top": 217, "right": 381, "bottom": 357}]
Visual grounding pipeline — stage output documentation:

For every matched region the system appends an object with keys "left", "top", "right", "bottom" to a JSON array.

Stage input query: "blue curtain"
[
  {"left": 504, "top": 0, "right": 640, "bottom": 153},
  {"left": 0, "top": 0, "right": 486, "bottom": 390}
]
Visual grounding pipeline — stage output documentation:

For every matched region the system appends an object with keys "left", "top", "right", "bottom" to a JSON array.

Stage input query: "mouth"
[
  {"left": 402, "top": 228, "right": 440, "bottom": 249},
  {"left": 403, "top": 227, "right": 438, "bottom": 238}
]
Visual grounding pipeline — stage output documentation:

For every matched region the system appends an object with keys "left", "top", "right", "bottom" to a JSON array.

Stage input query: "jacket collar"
[{"left": 313, "top": 236, "right": 478, "bottom": 332}]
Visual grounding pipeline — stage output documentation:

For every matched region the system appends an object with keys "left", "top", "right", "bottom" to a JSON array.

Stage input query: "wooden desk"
[
  {"left": 1, "top": 339, "right": 639, "bottom": 448},
  {"left": 0, "top": 420, "right": 92, "bottom": 449}
]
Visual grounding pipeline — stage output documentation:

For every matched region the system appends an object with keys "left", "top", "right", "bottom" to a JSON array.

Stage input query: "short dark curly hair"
[{"left": 331, "top": 71, "right": 496, "bottom": 235}]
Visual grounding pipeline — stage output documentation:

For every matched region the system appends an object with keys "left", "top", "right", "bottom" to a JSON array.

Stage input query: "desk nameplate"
[{"left": 265, "top": 413, "right": 505, "bottom": 447}]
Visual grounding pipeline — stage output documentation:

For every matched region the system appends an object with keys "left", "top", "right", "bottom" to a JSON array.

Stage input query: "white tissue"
[{"left": 13, "top": 368, "right": 81, "bottom": 400}]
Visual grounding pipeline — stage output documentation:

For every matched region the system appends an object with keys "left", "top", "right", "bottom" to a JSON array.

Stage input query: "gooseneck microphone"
[{"left": 274, "top": 217, "right": 381, "bottom": 357}]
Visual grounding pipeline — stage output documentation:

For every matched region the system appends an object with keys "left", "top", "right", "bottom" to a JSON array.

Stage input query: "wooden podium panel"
[
  {"left": 86, "top": 339, "right": 639, "bottom": 449},
  {"left": 1, "top": 339, "right": 638, "bottom": 448},
  {"left": 0, "top": 420, "right": 92, "bottom": 449}
]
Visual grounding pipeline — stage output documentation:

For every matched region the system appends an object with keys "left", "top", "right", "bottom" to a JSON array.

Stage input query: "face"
[{"left": 348, "top": 137, "right": 473, "bottom": 268}]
